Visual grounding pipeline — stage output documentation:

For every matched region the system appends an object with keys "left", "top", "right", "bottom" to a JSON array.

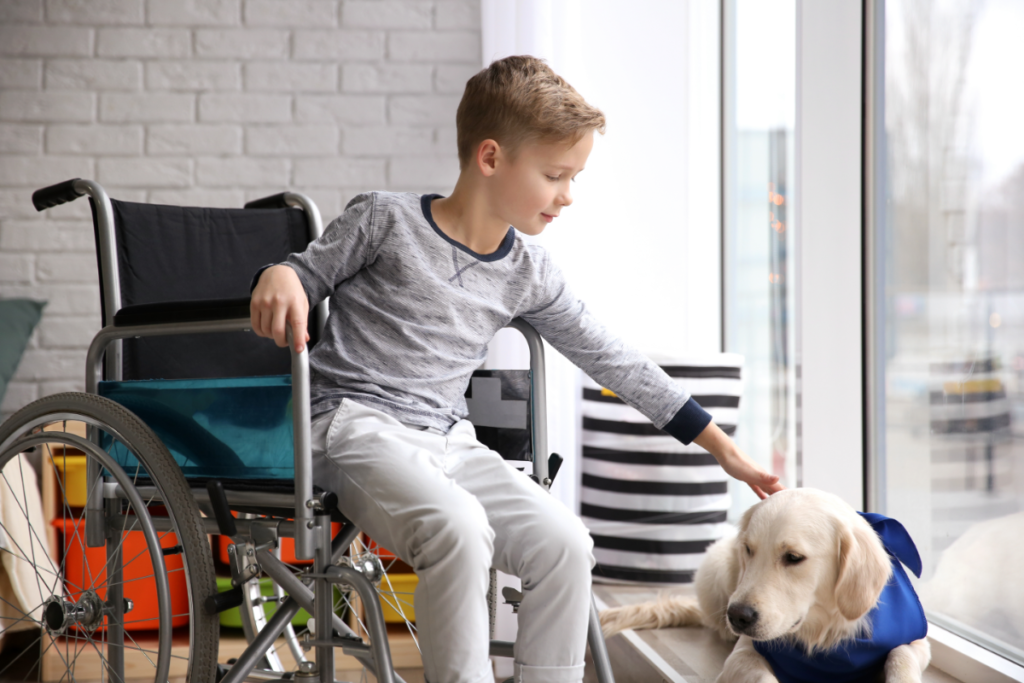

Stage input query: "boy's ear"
[{"left": 476, "top": 139, "right": 500, "bottom": 176}]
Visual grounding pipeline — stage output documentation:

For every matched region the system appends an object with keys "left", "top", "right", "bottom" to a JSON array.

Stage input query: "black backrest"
[{"left": 96, "top": 199, "right": 311, "bottom": 380}]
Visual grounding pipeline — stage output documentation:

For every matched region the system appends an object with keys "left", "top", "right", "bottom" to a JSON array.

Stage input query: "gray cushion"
[{"left": 0, "top": 299, "right": 45, "bottom": 407}]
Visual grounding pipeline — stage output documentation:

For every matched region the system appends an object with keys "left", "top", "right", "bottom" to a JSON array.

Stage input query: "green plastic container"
[{"left": 216, "top": 576, "right": 318, "bottom": 628}]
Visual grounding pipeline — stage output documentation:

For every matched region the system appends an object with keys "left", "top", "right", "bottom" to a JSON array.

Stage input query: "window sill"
[
  {"left": 928, "top": 622, "right": 1024, "bottom": 683},
  {"left": 593, "top": 588, "right": 1024, "bottom": 683}
]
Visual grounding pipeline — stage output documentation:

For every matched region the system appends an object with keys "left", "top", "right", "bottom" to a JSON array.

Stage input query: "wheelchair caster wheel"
[{"left": 295, "top": 660, "right": 319, "bottom": 678}]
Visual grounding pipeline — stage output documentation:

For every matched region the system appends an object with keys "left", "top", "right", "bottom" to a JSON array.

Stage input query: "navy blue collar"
[
  {"left": 420, "top": 194, "right": 515, "bottom": 263},
  {"left": 857, "top": 512, "right": 922, "bottom": 577}
]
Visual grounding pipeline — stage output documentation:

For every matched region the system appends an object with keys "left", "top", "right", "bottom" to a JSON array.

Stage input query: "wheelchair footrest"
[{"left": 205, "top": 586, "right": 244, "bottom": 615}]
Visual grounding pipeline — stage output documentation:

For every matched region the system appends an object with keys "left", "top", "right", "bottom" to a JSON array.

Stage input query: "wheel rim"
[{"left": 0, "top": 416, "right": 196, "bottom": 683}]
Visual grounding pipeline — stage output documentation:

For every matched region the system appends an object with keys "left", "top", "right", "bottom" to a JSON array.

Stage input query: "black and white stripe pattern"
[{"left": 581, "top": 355, "right": 743, "bottom": 585}]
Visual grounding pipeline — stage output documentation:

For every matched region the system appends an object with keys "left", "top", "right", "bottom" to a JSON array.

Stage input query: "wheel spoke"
[
  {"left": 81, "top": 633, "right": 127, "bottom": 683},
  {"left": 15, "top": 454, "right": 50, "bottom": 609},
  {"left": 0, "top": 592, "right": 46, "bottom": 623},
  {"left": 50, "top": 443, "right": 88, "bottom": 591},
  {"left": 104, "top": 527, "right": 179, "bottom": 584},
  {"left": 0, "top": 468, "right": 61, "bottom": 585},
  {"left": 43, "top": 443, "right": 99, "bottom": 592},
  {"left": 0, "top": 632, "right": 42, "bottom": 680},
  {"left": 118, "top": 627, "right": 158, "bottom": 669},
  {"left": 0, "top": 545, "right": 61, "bottom": 585},
  {"left": 35, "top": 631, "right": 72, "bottom": 681},
  {"left": 64, "top": 625, "right": 98, "bottom": 681}
]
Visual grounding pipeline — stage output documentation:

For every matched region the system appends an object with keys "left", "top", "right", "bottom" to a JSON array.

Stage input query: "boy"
[{"left": 251, "top": 56, "right": 781, "bottom": 683}]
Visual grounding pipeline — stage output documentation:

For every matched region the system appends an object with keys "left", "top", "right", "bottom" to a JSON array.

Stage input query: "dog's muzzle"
[{"left": 727, "top": 602, "right": 759, "bottom": 635}]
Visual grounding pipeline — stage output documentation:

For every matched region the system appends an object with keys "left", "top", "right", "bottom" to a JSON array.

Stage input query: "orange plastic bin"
[{"left": 54, "top": 518, "right": 190, "bottom": 631}]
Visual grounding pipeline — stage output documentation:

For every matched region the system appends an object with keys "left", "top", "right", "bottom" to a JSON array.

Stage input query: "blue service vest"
[{"left": 752, "top": 513, "right": 928, "bottom": 683}]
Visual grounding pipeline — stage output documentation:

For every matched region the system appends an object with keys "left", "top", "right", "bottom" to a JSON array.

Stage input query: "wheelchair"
[{"left": 0, "top": 178, "right": 616, "bottom": 683}]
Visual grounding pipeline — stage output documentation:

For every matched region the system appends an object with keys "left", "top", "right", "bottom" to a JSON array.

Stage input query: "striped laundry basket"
[{"left": 580, "top": 355, "right": 742, "bottom": 584}]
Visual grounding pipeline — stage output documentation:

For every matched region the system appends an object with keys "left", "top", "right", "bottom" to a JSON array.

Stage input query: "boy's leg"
[
  {"left": 441, "top": 420, "right": 596, "bottom": 683},
  {"left": 311, "top": 400, "right": 496, "bottom": 683}
]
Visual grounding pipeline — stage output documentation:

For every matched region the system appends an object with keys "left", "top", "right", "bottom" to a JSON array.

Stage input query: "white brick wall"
[{"left": 0, "top": 0, "right": 479, "bottom": 420}]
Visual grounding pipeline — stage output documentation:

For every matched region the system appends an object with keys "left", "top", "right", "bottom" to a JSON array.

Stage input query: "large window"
[
  {"left": 872, "top": 0, "right": 1024, "bottom": 663},
  {"left": 723, "top": 0, "right": 797, "bottom": 517}
]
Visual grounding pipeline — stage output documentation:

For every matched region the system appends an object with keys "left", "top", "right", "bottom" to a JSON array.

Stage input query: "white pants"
[{"left": 311, "top": 399, "right": 595, "bottom": 683}]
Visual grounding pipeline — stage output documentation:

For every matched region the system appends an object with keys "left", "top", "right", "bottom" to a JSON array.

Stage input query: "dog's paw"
[
  {"left": 716, "top": 638, "right": 779, "bottom": 683},
  {"left": 715, "top": 669, "right": 778, "bottom": 683},
  {"left": 884, "top": 641, "right": 930, "bottom": 683}
]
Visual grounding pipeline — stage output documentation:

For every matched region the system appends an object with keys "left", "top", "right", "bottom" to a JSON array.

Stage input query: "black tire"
[{"left": 0, "top": 392, "right": 219, "bottom": 683}]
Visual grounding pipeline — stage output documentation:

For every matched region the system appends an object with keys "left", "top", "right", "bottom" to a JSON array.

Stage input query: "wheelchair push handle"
[{"left": 33, "top": 178, "right": 85, "bottom": 211}]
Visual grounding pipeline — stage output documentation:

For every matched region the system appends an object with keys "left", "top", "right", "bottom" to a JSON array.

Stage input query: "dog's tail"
[{"left": 599, "top": 594, "right": 705, "bottom": 637}]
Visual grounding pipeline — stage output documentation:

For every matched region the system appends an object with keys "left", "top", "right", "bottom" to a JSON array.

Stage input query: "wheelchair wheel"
[{"left": 0, "top": 392, "right": 218, "bottom": 683}]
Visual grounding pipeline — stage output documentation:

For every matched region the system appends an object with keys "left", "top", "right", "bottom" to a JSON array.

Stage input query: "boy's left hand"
[{"left": 693, "top": 422, "right": 784, "bottom": 499}]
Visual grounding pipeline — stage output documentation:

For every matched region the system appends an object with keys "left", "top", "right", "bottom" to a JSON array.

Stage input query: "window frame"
[
  {"left": 722, "top": 0, "right": 1024, "bottom": 677},
  {"left": 861, "top": 0, "right": 1022, "bottom": 677}
]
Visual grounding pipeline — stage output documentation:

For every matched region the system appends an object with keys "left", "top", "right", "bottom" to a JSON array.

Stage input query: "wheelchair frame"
[{"left": 11, "top": 178, "right": 615, "bottom": 683}]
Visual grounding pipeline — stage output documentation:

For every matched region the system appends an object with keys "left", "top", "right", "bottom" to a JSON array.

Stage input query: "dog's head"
[{"left": 725, "top": 489, "right": 892, "bottom": 646}]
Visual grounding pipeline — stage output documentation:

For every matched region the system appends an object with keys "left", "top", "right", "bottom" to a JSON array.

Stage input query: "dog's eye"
[
  {"left": 783, "top": 552, "right": 805, "bottom": 565},
  {"left": 744, "top": 544, "right": 753, "bottom": 556}
]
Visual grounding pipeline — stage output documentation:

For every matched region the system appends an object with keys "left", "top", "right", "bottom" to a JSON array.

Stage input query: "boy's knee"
[
  {"left": 559, "top": 518, "right": 596, "bottom": 572},
  {"left": 525, "top": 516, "right": 595, "bottom": 585},
  {"left": 413, "top": 499, "right": 494, "bottom": 569}
]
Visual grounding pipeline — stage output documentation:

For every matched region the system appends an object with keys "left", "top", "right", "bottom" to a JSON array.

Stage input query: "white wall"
[{"left": 0, "top": 0, "right": 481, "bottom": 421}]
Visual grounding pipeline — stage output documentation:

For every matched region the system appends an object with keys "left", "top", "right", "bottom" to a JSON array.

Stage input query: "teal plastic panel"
[{"left": 98, "top": 375, "right": 295, "bottom": 480}]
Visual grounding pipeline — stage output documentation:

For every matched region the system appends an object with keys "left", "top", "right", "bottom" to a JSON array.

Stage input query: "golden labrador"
[{"left": 600, "top": 488, "right": 931, "bottom": 683}]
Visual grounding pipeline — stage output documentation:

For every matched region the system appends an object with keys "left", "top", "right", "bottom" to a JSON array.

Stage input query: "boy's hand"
[
  {"left": 693, "top": 422, "right": 784, "bottom": 500},
  {"left": 250, "top": 264, "right": 310, "bottom": 352}
]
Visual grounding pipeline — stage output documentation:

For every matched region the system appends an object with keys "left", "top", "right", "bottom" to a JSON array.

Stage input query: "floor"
[
  {"left": 592, "top": 584, "right": 963, "bottom": 683},
  {"left": 5, "top": 587, "right": 966, "bottom": 683}
]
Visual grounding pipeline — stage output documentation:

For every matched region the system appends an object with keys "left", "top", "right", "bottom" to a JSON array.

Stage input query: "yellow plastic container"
[
  {"left": 52, "top": 455, "right": 88, "bottom": 507},
  {"left": 380, "top": 573, "right": 418, "bottom": 623}
]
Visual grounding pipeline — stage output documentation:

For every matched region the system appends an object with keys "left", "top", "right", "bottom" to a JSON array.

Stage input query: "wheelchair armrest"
[{"left": 112, "top": 298, "right": 251, "bottom": 327}]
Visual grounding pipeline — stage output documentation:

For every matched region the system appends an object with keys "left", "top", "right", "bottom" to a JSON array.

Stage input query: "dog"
[{"left": 600, "top": 488, "right": 932, "bottom": 683}]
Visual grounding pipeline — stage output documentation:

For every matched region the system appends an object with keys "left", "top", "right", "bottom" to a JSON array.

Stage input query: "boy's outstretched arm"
[
  {"left": 693, "top": 422, "right": 783, "bottom": 499},
  {"left": 250, "top": 264, "right": 310, "bottom": 352}
]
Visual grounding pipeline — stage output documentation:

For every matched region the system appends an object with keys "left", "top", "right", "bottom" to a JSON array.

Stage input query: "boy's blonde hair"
[{"left": 456, "top": 55, "right": 606, "bottom": 169}]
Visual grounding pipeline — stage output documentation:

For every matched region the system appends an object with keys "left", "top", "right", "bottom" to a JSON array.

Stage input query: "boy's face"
[{"left": 491, "top": 131, "right": 594, "bottom": 236}]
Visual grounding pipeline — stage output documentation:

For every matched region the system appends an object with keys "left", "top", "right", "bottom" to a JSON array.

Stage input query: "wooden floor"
[
  {"left": 35, "top": 624, "right": 422, "bottom": 682},
  {"left": 23, "top": 588, "right": 969, "bottom": 682}
]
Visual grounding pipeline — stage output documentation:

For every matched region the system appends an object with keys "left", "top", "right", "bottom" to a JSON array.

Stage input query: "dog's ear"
[
  {"left": 834, "top": 518, "right": 892, "bottom": 621},
  {"left": 733, "top": 506, "right": 757, "bottom": 566}
]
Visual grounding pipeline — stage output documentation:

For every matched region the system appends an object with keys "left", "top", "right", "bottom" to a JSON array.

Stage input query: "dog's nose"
[{"left": 727, "top": 603, "right": 759, "bottom": 632}]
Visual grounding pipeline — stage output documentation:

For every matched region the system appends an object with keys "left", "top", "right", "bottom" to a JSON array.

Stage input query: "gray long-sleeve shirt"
[{"left": 270, "top": 191, "right": 711, "bottom": 442}]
